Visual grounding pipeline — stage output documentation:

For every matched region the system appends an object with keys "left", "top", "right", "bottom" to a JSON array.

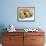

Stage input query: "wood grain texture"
[
  {"left": 24, "top": 32, "right": 45, "bottom": 46},
  {"left": 2, "top": 32, "right": 45, "bottom": 46},
  {"left": 2, "top": 32, "right": 23, "bottom": 46}
]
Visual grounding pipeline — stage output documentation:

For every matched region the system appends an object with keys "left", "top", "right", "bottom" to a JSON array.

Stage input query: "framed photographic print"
[{"left": 17, "top": 7, "right": 35, "bottom": 22}]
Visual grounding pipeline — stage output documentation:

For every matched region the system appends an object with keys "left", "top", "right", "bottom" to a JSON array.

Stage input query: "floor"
[{"left": 0, "top": 44, "right": 46, "bottom": 46}]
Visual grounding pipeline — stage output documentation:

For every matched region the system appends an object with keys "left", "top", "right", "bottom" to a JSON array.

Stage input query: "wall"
[
  {"left": 0, "top": 0, "right": 46, "bottom": 29},
  {"left": 0, "top": 0, "right": 46, "bottom": 43}
]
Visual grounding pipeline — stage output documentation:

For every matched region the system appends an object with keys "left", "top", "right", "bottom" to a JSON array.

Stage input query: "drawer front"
[
  {"left": 3, "top": 32, "right": 23, "bottom": 36},
  {"left": 32, "top": 36, "right": 45, "bottom": 44},
  {"left": 3, "top": 43, "right": 23, "bottom": 46},
  {"left": 3, "top": 36, "right": 23, "bottom": 43},
  {"left": 3, "top": 35, "right": 23, "bottom": 46},
  {"left": 24, "top": 32, "right": 44, "bottom": 36},
  {"left": 24, "top": 32, "right": 45, "bottom": 46},
  {"left": 32, "top": 44, "right": 44, "bottom": 46}
]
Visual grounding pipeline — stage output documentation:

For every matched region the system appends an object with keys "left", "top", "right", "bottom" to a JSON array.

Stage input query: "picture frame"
[{"left": 17, "top": 7, "right": 35, "bottom": 22}]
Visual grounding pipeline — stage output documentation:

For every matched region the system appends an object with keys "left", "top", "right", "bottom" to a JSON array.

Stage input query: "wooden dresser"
[{"left": 2, "top": 32, "right": 45, "bottom": 46}]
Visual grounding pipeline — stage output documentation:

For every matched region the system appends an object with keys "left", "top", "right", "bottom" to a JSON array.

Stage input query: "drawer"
[
  {"left": 24, "top": 35, "right": 45, "bottom": 45},
  {"left": 3, "top": 36, "right": 23, "bottom": 44},
  {"left": 3, "top": 36, "right": 23, "bottom": 46},
  {"left": 31, "top": 44, "right": 44, "bottom": 46},
  {"left": 24, "top": 32, "right": 44, "bottom": 36},
  {"left": 32, "top": 36, "right": 45, "bottom": 44},
  {"left": 3, "top": 32, "right": 23, "bottom": 36},
  {"left": 3, "top": 42, "right": 15, "bottom": 46},
  {"left": 3, "top": 43, "right": 23, "bottom": 46}
]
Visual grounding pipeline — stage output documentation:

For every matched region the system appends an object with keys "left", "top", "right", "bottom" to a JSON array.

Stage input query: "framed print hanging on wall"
[{"left": 17, "top": 7, "right": 35, "bottom": 22}]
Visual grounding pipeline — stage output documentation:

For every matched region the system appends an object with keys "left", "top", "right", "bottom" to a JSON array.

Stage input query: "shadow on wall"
[{"left": 0, "top": 24, "right": 7, "bottom": 43}]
